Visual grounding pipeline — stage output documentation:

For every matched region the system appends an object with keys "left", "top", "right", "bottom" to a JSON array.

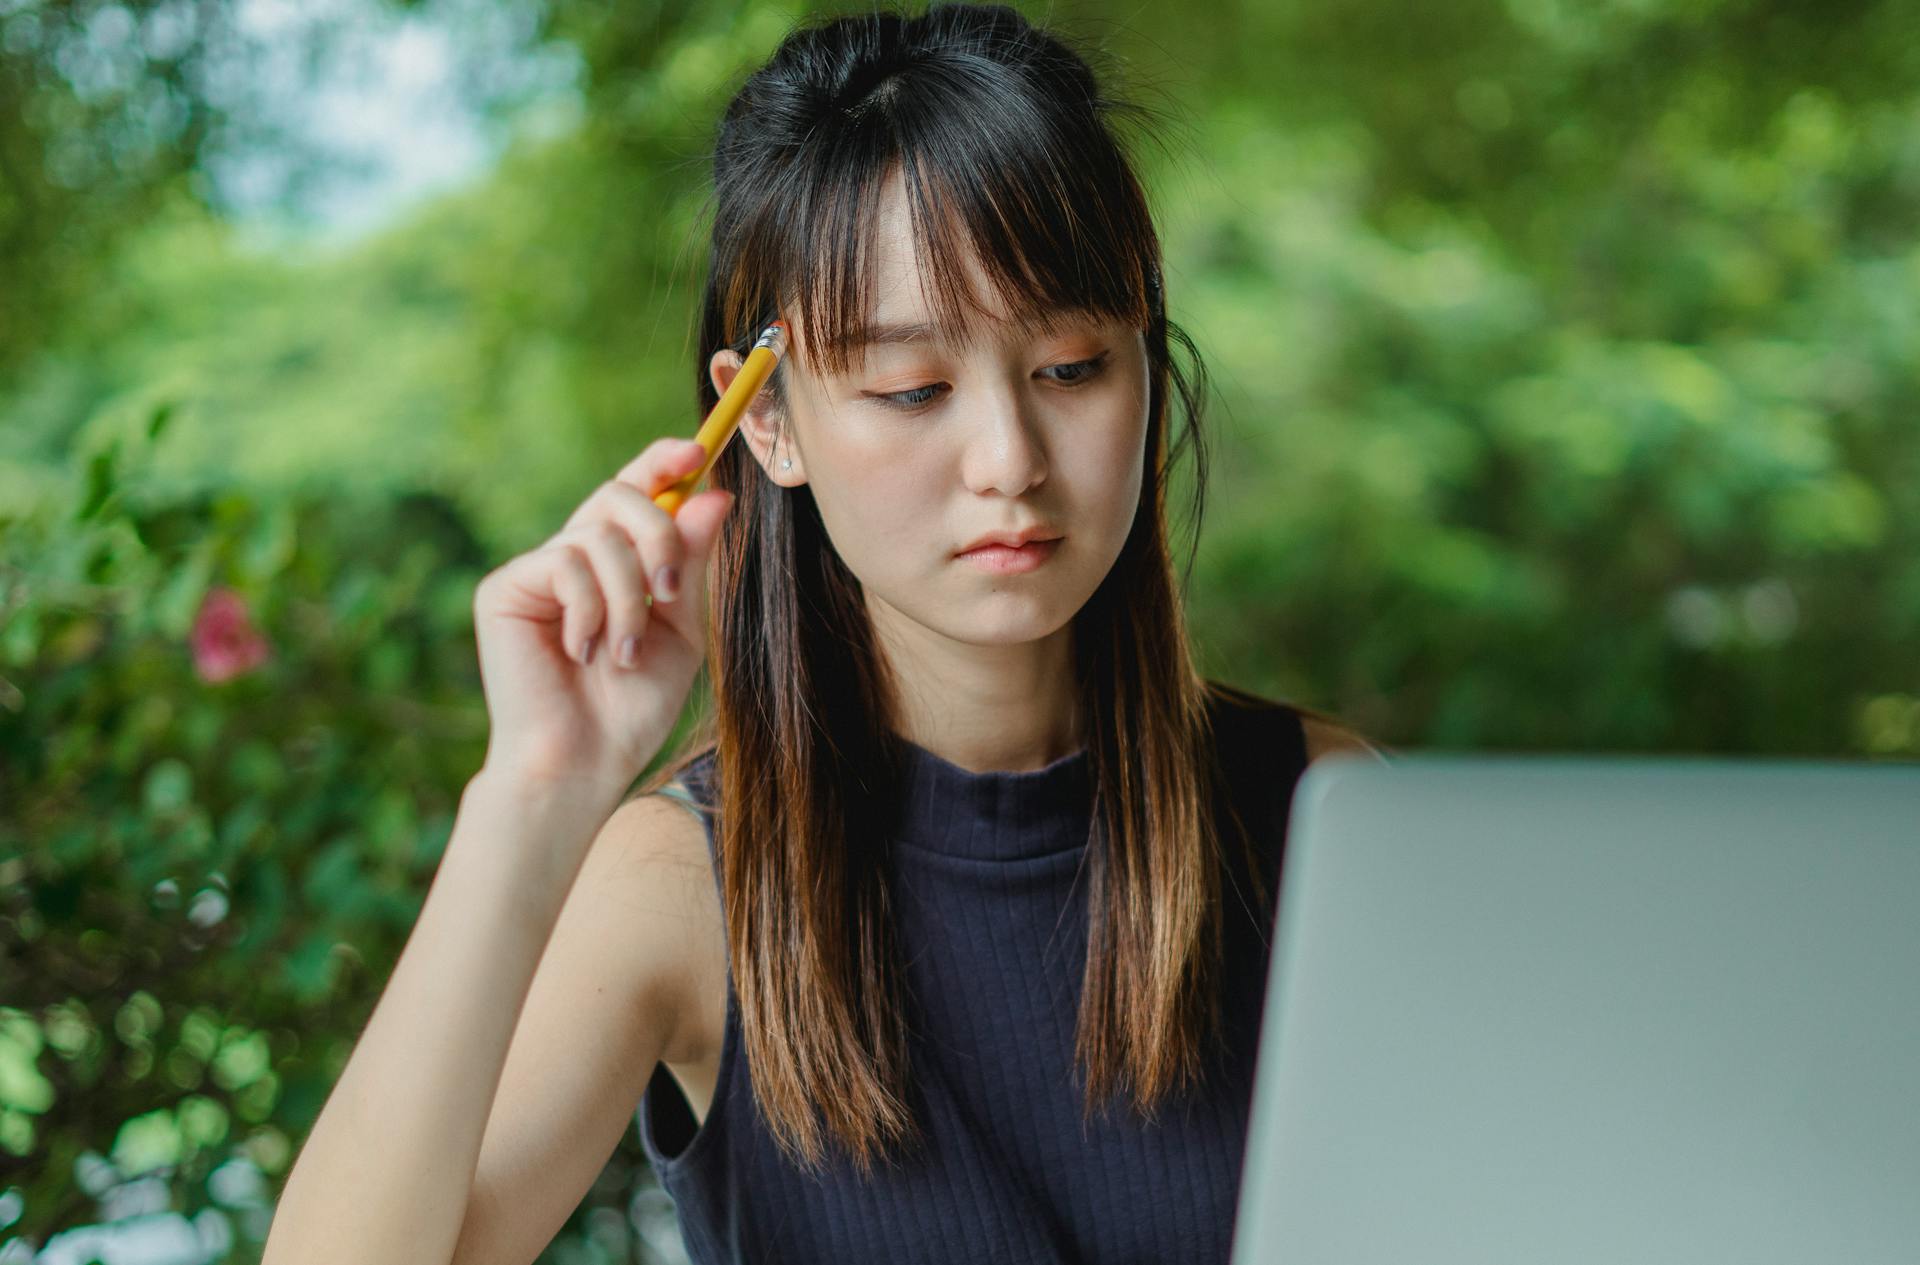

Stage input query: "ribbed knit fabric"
[{"left": 636, "top": 682, "right": 1311, "bottom": 1264}]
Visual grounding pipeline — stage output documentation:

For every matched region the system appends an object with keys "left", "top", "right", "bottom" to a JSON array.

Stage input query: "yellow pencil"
[{"left": 653, "top": 319, "right": 789, "bottom": 516}]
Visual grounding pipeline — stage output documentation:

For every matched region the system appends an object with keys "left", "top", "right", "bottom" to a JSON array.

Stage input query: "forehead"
[
  {"left": 863, "top": 171, "right": 988, "bottom": 323},
  {"left": 790, "top": 168, "right": 1097, "bottom": 372},
  {"left": 858, "top": 174, "right": 1009, "bottom": 351}
]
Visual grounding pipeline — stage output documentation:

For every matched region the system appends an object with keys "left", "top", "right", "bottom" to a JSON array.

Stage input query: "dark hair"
[{"left": 634, "top": 1, "right": 1258, "bottom": 1174}]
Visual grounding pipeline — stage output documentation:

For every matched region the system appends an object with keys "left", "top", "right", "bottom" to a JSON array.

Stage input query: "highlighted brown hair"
[{"left": 633, "top": 2, "right": 1262, "bottom": 1174}]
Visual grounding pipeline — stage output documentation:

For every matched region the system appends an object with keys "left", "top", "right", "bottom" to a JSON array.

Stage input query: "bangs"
[{"left": 718, "top": 51, "right": 1160, "bottom": 378}]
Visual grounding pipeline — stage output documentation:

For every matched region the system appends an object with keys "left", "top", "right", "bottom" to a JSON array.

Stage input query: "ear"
[{"left": 709, "top": 348, "right": 805, "bottom": 487}]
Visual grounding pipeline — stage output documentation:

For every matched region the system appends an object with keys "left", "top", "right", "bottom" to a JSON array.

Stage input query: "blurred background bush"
[{"left": 2, "top": 0, "right": 1916, "bottom": 1259}]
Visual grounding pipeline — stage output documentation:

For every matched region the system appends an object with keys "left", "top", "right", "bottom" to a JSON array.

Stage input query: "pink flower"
[{"left": 190, "top": 586, "right": 271, "bottom": 684}]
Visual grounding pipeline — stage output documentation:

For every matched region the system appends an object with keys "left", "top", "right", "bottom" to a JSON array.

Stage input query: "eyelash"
[{"left": 873, "top": 353, "right": 1110, "bottom": 411}]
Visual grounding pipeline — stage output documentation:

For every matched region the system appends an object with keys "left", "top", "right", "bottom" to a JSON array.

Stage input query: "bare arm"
[
  {"left": 450, "top": 789, "right": 719, "bottom": 1265},
  {"left": 260, "top": 426, "right": 736, "bottom": 1263},
  {"left": 259, "top": 769, "right": 673, "bottom": 1265}
]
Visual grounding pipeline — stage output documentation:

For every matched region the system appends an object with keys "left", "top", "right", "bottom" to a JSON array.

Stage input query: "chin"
[
  {"left": 867, "top": 582, "right": 1079, "bottom": 649},
  {"left": 952, "top": 603, "right": 1076, "bottom": 647}
]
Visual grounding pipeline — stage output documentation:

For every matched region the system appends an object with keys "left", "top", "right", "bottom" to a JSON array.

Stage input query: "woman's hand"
[{"left": 471, "top": 437, "right": 734, "bottom": 790}]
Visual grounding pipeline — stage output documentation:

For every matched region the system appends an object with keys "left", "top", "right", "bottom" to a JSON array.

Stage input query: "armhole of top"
[
  {"left": 638, "top": 989, "right": 740, "bottom": 1172},
  {"left": 653, "top": 777, "right": 708, "bottom": 829},
  {"left": 634, "top": 759, "right": 736, "bottom": 1173},
  {"left": 640, "top": 1061, "right": 697, "bottom": 1163},
  {"left": 1206, "top": 687, "right": 1310, "bottom": 933},
  {"left": 1284, "top": 702, "right": 1310, "bottom": 771}
]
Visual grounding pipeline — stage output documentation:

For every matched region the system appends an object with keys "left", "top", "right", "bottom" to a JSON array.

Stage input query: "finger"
[
  {"left": 615, "top": 437, "right": 710, "bottom": 501},
  {"left": 563, "top": 438, "right": 706, "bottom": 534},
  {"left": 545, "top": 543, "right": 605, "bottom": 664},
  {"left": 479, "top": 543, "right": 601, "bottom": 644},
  {"left": 564, "top": 519, "right": 650, "bottom": 667},
  {"left": 594, "top": 482, "right": 688, "bottom": 609}
]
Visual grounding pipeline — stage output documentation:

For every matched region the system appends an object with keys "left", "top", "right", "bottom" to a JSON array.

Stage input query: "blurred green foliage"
[
  {"left": 3, "top": 0, "right": 1918, "bottom": 1259},
  {"left": 1, "top": 400, "right": 479, "bottom": 1245}
]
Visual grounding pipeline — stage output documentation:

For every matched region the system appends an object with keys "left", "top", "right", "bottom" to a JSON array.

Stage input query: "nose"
[{"left": 960, "top": 382, "right": 1049, "bottom": 497}]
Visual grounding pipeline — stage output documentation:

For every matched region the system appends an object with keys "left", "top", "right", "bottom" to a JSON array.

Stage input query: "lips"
[
  {"left": 957, "top": 536, "right": 1062, "bottom": 574},
  {"left": 955, "top": 526, "right": 1064, "bottom": 556}
]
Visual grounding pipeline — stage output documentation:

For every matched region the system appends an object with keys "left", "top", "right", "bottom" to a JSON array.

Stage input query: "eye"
[
  {"left": 863, "top": 352, "right": 1110, "bottom": 412},
  {"left": 874, "top": 382, "right": 947, "bottom": 410},
  {"left": 1042, "top": 352, "right": 1109, "bottom": 385}
]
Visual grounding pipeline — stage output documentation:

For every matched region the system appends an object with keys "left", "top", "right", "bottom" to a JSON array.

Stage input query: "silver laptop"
[{"left": 1232, "top": 754, "right": 1920, "bottom": 1264}]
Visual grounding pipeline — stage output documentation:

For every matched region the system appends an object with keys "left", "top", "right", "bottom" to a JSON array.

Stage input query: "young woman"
[{"left": 263, "top": 5, "right": 1381, "bottom": 1264}]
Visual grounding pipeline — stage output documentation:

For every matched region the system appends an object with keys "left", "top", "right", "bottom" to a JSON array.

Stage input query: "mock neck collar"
[{"left": 890, "top": 735, "right": 1094, "bottom": 861}]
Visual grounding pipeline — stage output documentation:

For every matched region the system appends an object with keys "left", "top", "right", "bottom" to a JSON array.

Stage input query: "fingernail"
[
  {"left": 581, "top": 635, "right": 597, "bottom": 665},
  {"left": 655, "top": 565, "right": 679, "bottom": 601},
  {"left": 618, "top": 636, "right": 637, "bottom": 667}
]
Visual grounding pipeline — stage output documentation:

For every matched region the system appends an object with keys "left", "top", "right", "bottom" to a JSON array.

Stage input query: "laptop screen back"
[{"left": 1232, "top": 756, "right": 1920, "bottom": 1265}]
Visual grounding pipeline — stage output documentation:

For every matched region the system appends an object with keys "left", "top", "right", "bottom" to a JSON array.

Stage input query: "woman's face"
[{"left": 717, "top": 174, "right": 1151, "bottom": 661}]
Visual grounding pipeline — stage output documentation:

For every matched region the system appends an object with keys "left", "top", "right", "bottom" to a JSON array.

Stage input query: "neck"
[{"left": 870, "top": 600, "right": 1082, "bottom": 776}]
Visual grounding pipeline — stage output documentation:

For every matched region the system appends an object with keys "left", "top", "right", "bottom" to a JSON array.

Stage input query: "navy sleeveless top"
[{"left": 636, "top": 684, "right": 1311, "bottom": 1264}]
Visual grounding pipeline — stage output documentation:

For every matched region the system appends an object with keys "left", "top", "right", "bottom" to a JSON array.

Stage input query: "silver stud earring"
[{"left": 781, "top": 458, "right": 793, "bottom": 470}]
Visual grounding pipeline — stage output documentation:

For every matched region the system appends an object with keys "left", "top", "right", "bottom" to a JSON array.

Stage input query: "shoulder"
[
  {"left": 1298, "top": 712, "right": 1388, "bottom": 766},
  {"left": 598, "top": 781, "right": 716, "bottom": 891},
  {"left": 1203, "top": 678, "right": 1387, "bottom": 768}
]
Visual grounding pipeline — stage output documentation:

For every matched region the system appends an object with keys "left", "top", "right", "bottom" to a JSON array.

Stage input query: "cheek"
[
  {"left": 806, "top": 436, "right": 944, "bottom": 574},
  {"left": 1083, "top": 398, "right": 1150, "bottom": 530}
]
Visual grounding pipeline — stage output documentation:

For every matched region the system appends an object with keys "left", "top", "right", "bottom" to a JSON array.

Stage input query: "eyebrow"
[
  {"left": 841, "top": 310, "right": 1103, "bottom": 353},
  {"left": 843, "top": 321, "right": 955, "bottom": 350}
]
